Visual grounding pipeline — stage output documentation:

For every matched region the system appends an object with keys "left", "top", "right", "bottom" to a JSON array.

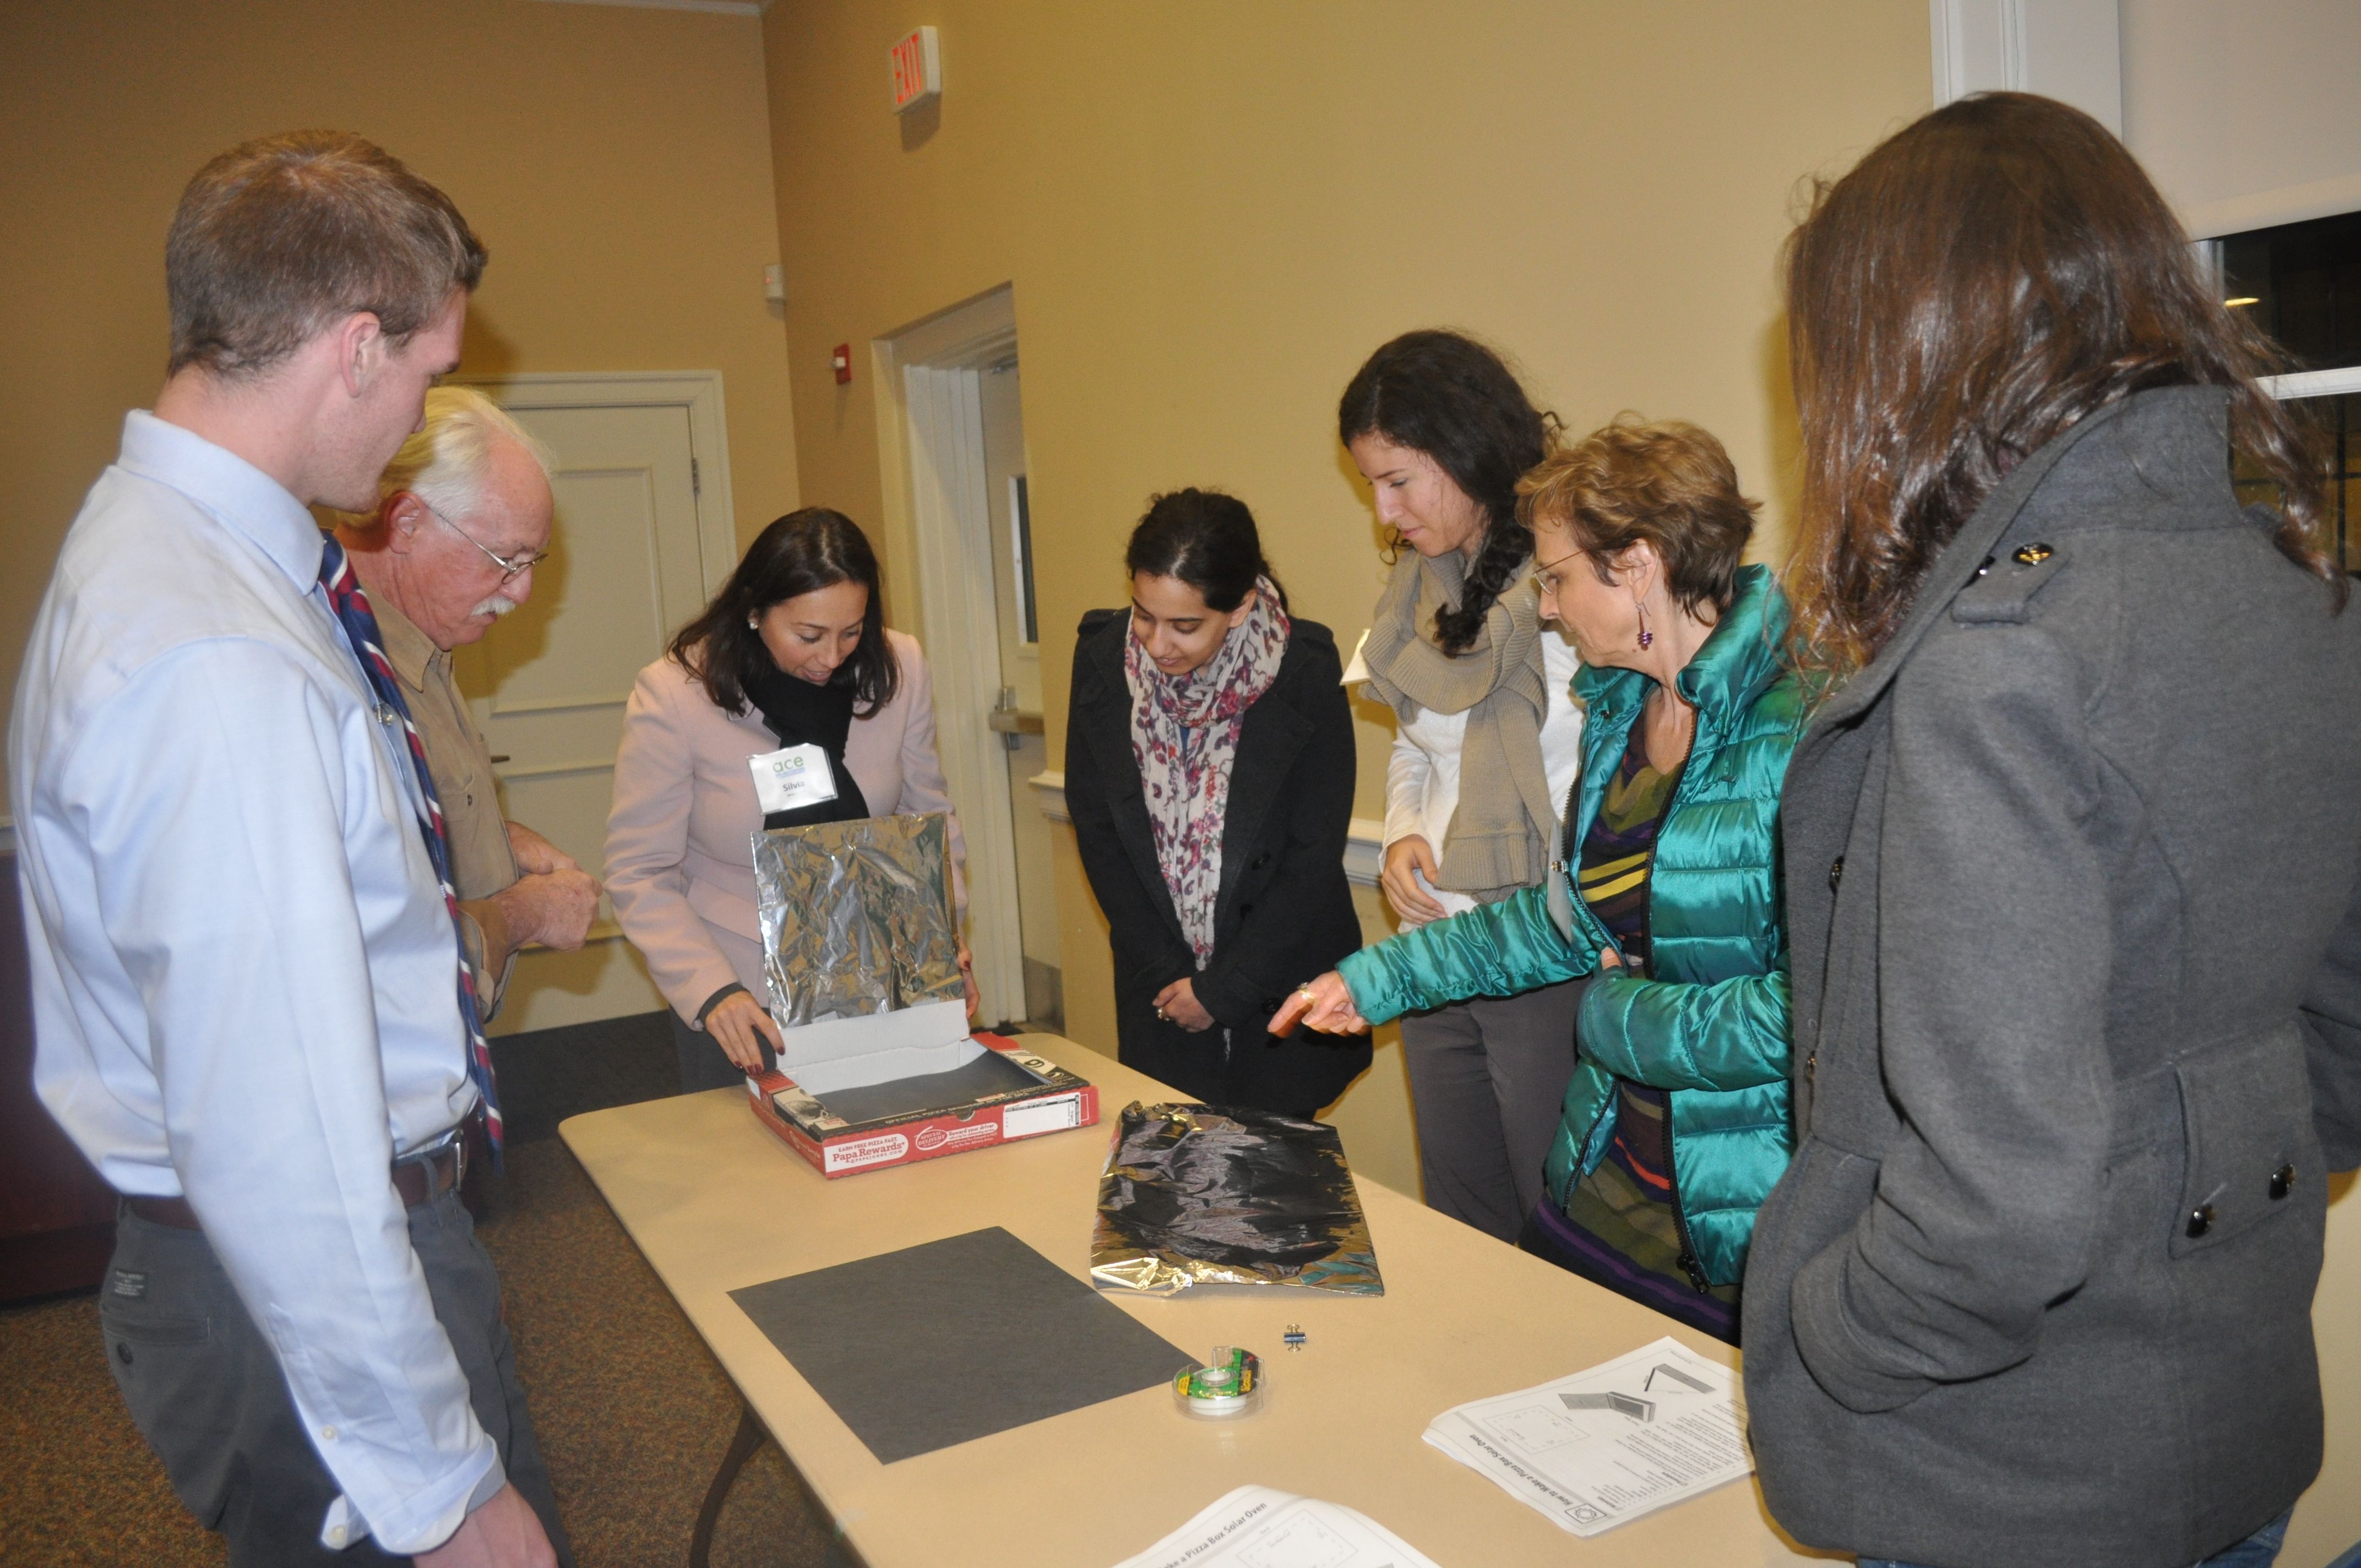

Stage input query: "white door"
[
  {"left": 977, "top": 357, "right": 1063, "bottom": 1030},
  {"left": 451, "top": 399, "right": 711, "bottom": 1034}
]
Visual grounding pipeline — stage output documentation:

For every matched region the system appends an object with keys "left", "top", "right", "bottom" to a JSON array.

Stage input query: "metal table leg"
[{"left": 688, "top": 1400, "right": 768, "bottom": 1568}]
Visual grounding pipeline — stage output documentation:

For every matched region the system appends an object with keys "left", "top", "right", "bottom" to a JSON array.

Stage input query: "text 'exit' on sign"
[{"left": 891, "top": 26, "right": 940, "bottom": 113}]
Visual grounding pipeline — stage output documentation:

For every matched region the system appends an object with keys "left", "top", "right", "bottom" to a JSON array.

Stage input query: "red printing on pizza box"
[{"left": 747, "top": 1031, "right": 1099, "bottom": 1178}]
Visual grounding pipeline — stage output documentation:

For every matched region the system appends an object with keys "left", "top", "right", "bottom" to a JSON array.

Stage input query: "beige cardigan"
[{"left": 604, "top": 627, "right": 967, "bottom": 1024}]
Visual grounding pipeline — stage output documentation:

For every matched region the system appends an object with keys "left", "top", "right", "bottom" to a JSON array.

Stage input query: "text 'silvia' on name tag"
[{"left": 749, "top": 743, "right": 840, "bottom": 816}]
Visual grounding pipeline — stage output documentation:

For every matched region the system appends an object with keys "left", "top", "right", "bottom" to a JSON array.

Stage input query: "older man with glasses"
[{"left": 333, "top": 386, "right": 601, "bottom": 1019}]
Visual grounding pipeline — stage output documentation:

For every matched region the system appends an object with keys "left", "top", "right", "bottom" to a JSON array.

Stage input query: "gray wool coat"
[{"left": 1743, "top": 386, "right": 2361, "bottom": 1568}]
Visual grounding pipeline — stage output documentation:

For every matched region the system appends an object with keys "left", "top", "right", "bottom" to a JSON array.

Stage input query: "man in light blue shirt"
[{"left": 10, "top": 132, "right": 567, "bottom": 1566}]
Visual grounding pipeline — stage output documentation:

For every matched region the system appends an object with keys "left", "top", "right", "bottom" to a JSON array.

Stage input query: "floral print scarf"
[{"left": 1124, "top": 577, "right": 1290, "bottom": 966}]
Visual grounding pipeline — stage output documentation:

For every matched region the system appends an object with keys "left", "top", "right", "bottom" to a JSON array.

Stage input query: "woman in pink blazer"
[{"left": 606, "top": 508, "right": 972, "bottom": 1090}]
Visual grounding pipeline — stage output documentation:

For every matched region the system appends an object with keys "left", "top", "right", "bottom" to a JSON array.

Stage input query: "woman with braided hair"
[{"left": 1337, "top": 330, "right": 1586, "bottom": 1242}]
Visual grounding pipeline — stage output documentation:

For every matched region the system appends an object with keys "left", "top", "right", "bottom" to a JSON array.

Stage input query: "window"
[
  {"left": 2218, "top": 210, "right": 2361, "bottom": 573},
  {"left": 1010, "top": 474, "right": 1038, "bottom": 646}
]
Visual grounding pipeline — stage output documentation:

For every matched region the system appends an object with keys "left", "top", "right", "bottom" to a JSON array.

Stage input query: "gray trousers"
[
  {"left": 1397, "top": 976, "right": 1586, "bottom": 1243},
  {"left": 100, "top": 1190, "right": 573, "bottom": 1566}
]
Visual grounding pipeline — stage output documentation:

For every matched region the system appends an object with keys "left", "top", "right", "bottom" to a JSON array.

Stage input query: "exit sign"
[{"left": 890, "top": 26, "right": 940, "bottom": 113}]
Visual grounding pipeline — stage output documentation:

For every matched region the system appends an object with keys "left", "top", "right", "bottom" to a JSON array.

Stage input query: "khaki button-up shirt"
[{"left": 374, "top": 601, "right": 523, "bottom": 1016}]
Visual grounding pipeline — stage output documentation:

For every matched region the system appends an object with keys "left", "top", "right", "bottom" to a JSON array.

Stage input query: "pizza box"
[{"left": 747, "top": 1017, "right": 1098, "bottom": 1178}]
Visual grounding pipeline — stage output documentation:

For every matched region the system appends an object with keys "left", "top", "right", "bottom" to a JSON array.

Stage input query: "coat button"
[
  {"left": 116, "top": 1341, "right": 133, "bottom": 1365},
  {"left": 1828, "top": 856, "right": 1844, "bottom": 893},
  {"left": 2186, "top": 1204, "right": 2216, "bottom": 1239},
  {"left": 2270, "top": 1164, "right": 2296, "bottom": 1200}
]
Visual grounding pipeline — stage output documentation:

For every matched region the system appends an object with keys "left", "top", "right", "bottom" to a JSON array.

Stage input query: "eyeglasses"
[
  {"left": 1529, "top": 545, "right": 1584, "bottom": 598},
  {"left": 424, "top": 500, "right": 548, "bottom": 584}
]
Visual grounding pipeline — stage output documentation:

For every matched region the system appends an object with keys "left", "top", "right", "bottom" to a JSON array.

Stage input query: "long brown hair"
[{"left": 1783, "top": 92, "right": 2339, "bottom": 678}]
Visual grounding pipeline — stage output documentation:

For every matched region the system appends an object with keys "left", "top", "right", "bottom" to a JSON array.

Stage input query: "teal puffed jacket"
[{"left": 1340, "top": 564, "right": 1802, "bottom": 1286}]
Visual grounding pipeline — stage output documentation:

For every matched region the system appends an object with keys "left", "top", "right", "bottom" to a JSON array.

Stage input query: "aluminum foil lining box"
[{"left": 748, "top": 813, "right": 1095, "bottom": 1176}]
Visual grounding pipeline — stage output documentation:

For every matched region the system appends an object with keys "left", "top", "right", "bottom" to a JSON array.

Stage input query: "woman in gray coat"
[{"left": 1742, "top": 94, "right": 2361, "bottom": 1568}]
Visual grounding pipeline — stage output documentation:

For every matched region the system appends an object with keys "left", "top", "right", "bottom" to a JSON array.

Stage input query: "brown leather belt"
[{"left": 126, "top": 1110, "right": 480, "bottom": 1232}]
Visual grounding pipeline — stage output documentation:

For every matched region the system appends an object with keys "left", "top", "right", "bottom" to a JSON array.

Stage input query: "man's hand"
[
  {"left": 706, "top": 990, "right": 784, "bottom": 1075},
  {"left": 1152, "top": 977, "right": 1216, "bottom": 1032},
  {"left": 1380, "top": 835, "right": 1449, "bottom": 925},
  {"left": 958, "top": 946, "right": 978, "bottom": 1018},
  {"left": 488, "top": 867, "right": 601, "bottom": 951},
  {"left": 1269, "top": 972, "right": 1369, "bottom": 1037},
  {"left": 416, "top": 1483, "right": 556, "bottom": 1568},
  {"left": 504, "top": 820, "right": 577, "bottom": 878}
]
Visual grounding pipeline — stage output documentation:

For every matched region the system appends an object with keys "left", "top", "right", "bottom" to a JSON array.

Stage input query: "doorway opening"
[{"left": 875, "top": 288, "right": 1062, "bottom": 1033}]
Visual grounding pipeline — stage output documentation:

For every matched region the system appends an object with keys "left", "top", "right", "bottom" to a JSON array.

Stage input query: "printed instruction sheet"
[
  {"left": 1110, "top": 1485, "right": 1443, "bottom": 1568},
  {"left": 1422, "top": 1336, "right": 1750, "bottom": 1538}
]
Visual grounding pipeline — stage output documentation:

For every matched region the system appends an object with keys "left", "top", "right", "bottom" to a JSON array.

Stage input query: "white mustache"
[{"left": 472, "top": 595, "right": 520, "bottom": 619}]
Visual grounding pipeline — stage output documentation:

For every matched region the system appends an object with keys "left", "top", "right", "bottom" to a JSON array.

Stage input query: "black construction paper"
[
  {"left": 728, "top": 1226, "right": 1194, "bottom": 1463},
  {"left": 810, "top": 1049, "right": 1042, "bottom": 1126}
]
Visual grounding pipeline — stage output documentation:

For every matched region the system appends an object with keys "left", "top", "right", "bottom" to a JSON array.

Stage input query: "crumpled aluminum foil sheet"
[
  {"left": 753, "top": 812, "right": 963, "bottom": 1027},
  {"left": 1090, "top": 1102, "right": 1384, "bottom": 1297}
]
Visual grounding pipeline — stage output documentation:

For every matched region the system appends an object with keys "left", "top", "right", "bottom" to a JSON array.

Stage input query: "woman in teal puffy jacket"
[{"left": 1277, "top": 417, "right": 1801, "bottom": 1343}]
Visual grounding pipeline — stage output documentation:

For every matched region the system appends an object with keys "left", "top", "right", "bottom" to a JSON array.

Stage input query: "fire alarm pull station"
[{"left": 831, "top": 344, "right": 852, "bottom": 385}]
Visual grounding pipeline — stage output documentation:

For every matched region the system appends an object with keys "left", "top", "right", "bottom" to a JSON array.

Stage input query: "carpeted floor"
[{"left": 0, "top": 1010, "right": 837, "bottom": 1566}]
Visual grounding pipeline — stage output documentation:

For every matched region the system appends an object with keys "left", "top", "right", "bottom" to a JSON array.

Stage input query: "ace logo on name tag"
[{"left": 749, "top": 743, "right": 840, "bottom": 816}]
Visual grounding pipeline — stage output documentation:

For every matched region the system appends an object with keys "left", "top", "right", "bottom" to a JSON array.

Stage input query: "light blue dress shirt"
[{"left": 8, "top": 412, "right": 501, "bottom": 1553}]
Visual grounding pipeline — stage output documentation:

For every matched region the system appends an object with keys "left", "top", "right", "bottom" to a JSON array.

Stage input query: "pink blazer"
[{"left": 605, "top": 628, "right": 968, "bottom": 1023}]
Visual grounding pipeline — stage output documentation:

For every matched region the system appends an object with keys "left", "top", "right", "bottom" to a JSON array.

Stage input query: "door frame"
[
  {"left": 867, "top": 288, "right": 1030, "bottom": 1025},
  {"left": 450, "top": 370, "right": 739, "bottom": 1028},
  {"left": 459, "top": 371, "right": 741, "bottom": 602}
]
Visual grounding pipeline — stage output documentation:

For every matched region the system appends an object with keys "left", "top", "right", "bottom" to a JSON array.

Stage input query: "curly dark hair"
[
  {"left": 1339, "top": 330, "right": 1554, "bottom": 656},
  {"left": 668, "top": 508, "right": 900, "bottom": 716},
  {"left": 1784, "top": 92, "right": 2341, "bottom": 678}
]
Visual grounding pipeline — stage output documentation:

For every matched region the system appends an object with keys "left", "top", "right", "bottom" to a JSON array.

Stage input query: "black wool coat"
[{"left": 1064, "top": 608, "right": 1369, "bottom": 1115}]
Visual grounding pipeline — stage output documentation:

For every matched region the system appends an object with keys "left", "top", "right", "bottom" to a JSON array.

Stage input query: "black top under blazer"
[{"left": 1064, "top": 607, "right": 1369, "bottom": 1114}]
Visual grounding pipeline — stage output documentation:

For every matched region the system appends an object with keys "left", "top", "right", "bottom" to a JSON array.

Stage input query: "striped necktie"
[{"left": 318, "top": 535, "right": 504, "bottom": 1161}]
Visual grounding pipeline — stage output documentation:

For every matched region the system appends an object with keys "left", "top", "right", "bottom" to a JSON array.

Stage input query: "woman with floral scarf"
[{"left": 1064, "top": 488, "right": 1366, "bottom": 1117}]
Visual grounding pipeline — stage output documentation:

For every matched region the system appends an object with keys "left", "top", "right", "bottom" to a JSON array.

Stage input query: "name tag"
[{"left": 748, "top": 743, "right": 840, "bottom": 816}]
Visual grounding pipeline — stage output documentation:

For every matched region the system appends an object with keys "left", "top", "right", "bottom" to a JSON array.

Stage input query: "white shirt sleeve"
[
  {"left": 65, "top": 639, "right": 496, "bottom": 1554},
  {"left": 1383, "top": 726, "right": 1434, "bottom": 850}
]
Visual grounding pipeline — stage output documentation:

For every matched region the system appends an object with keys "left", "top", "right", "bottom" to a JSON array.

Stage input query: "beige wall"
[
  {"left": 758, "top": 0, "right": 1927, "bottom": 1130},
  {"left": 0, "top": 0, "right": 799, "bottom": 808}
]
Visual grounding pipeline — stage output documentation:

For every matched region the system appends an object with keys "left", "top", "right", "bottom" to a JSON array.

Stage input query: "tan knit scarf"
[{"left": 1360, "top": 549, "right": 1555, "bottom": 903}]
